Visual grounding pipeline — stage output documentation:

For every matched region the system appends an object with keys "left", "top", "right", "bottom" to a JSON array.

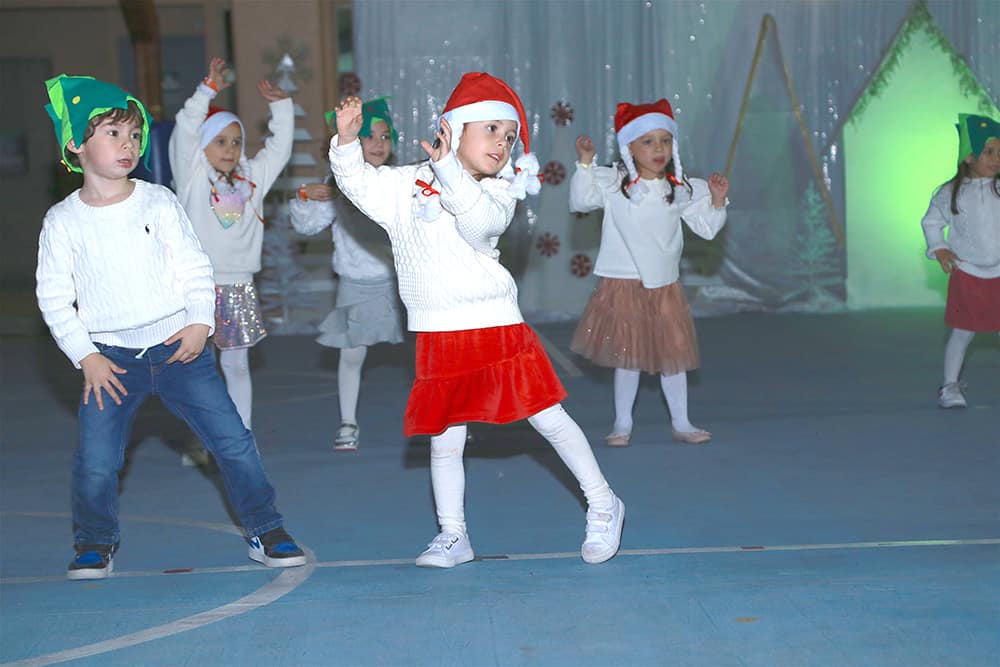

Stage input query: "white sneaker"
[
  {"left": 333, "top": 423, "right": 359, "bottom": 451},
  {"left": 581, "top": 495, "right": 625, "bottom": 564},
  {"left": 938, "top": 382, "right": 967, "bottom": 409},
  {"left": 415, "top": 532, "right": 475, "bottom": 568}
]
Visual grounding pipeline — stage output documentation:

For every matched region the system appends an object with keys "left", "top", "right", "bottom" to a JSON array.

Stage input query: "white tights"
[
  {"left": 219, "top": 348, "right": 252, "bottom": 429},
  {"left": 943, "top": 328, "right": 975, "bottom": 384},
  {"left": 613, "top": 367, "right": 696, "bottom": 435},
  {"left": 338, "top": 346, "right": 367, "bottom": 425},
  {"left": 429, "top": 404, "right": 614, "bottom": 536}
]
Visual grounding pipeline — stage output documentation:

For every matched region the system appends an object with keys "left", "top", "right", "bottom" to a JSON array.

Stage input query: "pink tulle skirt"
[
  {"left": 403, "top": 323, "right": 567, "bottom": 436},
  {"left": 571, "top": 278, "right": 699, "bottom": 374}
]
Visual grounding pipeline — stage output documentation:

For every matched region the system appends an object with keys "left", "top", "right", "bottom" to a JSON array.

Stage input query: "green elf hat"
[
  {"left": 956, "top": 113, "right": 1000, "bottom": 166},
  {"left": 44, "top": 74, "right": 152, "bottom": 173},
  {"left": 325, "top": 96, "right": 398, "bottom": 146}
]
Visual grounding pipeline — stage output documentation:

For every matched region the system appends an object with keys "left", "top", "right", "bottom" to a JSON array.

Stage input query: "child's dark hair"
[
  {"left": 946, "top": 161, "right": 1000, "bottom": 214},
  {"left": 65, "top": 101, "right": 146, "bottom": 169},
  {"left": 616, "top": 158, "right": 692, "bottom": 202}
]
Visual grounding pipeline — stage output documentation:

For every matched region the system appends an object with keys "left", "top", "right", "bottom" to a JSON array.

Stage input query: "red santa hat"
[
  {"left": 440, "top": 72, "right": 539, "bottom": 198},
  {"left": 615, "top": 99, "right": 683, "bottom": 187},
  {"left": 200, "top": 106, "right": 245, "bottom": 152}
]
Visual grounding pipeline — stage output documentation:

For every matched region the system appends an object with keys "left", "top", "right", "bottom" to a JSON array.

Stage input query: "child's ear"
[{"left": 66, "top": 139, "right": 83, "bottom": 155}]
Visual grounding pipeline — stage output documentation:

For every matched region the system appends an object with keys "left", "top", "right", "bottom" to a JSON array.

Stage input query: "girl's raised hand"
[
  {"left": 420, "top": 117, "right": 452, "bottom": 162},
  {"left": 335, "top": 96, "right": 365, "bottom": 145},
  {"left": 207, "top": 57, "right": 232, "bottom": 92},
  {"left": 576, "top": 135, "right": 596, "bottom": 164},
  {"left": 257, "top": 80, "right": 289, "bottom": 102},
  {"left": 708, "top": 172, "right": 729, "bottom": 207}
]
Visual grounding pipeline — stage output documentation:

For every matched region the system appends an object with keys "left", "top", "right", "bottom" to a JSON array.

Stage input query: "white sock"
[
  {"left": 612, "top": 368, "right": 640, "bottom": 435},
  {"left": 528, "top": 404, "right": 614, "bottom": 511},
  {"left": 338, "top": 345, "right": 367, "bottom": 425},
  {"left": 429, "top": 425, "right": 468, "bottom": 536},
  {"left": 219, "top": 348, "right": 252, "bottom": 429},
  {"left": 660, "top": 371, "right": 695, "bottom": 432},
  {"left": 943, "top": 328, "right": 975, "bottom": 385}
]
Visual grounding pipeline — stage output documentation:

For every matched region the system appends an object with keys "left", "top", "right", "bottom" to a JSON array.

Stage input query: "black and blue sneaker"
[
  {"left": 247, "top": 527, "right": 306, "bottom": 568},
  {"left": 67, "top": 543, "right": 118, "bottom": 580}
]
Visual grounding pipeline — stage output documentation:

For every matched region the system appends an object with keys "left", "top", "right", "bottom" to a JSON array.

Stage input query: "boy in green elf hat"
[{"left": 36, "top": 74, "right": 306, "bottom": 579}]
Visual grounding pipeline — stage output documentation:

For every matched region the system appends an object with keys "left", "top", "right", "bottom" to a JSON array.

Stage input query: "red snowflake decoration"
[
  {"left": 338, "top": 72, "right": 361, "bottom": 97},
  {"left": 570, "top": 253, "right": 592, "bottom": 277},
  {"left": 543, "top": 160, "right": 566, "bottom": 186},
  {"left": 550, "top": 100, "right": 574, "bottom": 127},
  {"left": 536, "top": 232, "right": 561, "bottom": 257}
]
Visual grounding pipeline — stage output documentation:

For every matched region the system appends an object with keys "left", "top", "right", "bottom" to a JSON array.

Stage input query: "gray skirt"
[{"left": 316, "top": 277, "right": 406, "bottom": 349}]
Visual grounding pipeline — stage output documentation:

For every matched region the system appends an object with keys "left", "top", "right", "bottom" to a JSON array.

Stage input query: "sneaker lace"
[{"left": 426, "top": 533, "right": 460, "bottom": 550}]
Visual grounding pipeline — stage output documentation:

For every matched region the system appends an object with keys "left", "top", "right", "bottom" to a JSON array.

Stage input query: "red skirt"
[
  {"left": 403, "top": 323, "right": 567, "bottom": 436},
  {"left": 945, "top": 269, "right": 1000, "bottom": 332}
]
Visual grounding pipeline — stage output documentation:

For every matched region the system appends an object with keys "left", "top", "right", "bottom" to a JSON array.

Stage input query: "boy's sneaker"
[
  {"left": 938, "top": 382, "right": 967, "bottom": 409},
  {"left": 415, "top": 532, "right": 475, "bottom": 568},
  {"left": 247, "top": 527, "right": 306, "bottom": 568},
  {"left": 67, "top": 543, "right": 118, "bottom": 580},
  {"left": 581, "top": 495, "right": 625, "bottom": 564}
]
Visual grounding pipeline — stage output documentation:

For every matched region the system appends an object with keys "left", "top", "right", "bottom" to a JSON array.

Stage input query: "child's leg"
[
  {"left": 612, "top": 368, "right": 641, "bottom": 436},
  {"left": 337, "top": 345, "right": 367, "bottom": 425},
  {"left": 74, "top": 347, "right": 152, "bottom": 548},
  {"left": 219, "top": 347, "right": 253, "bottom": 429},
  {"left": 527, "top": 404, "right": 614, "bottom": 511},
  {"left": 528, "top": 403, "right": 623, "bottom": 564},
  {"left": 943, "top": 328, "right": 975, "bottom": 384},
  {"left": 158, "top": 345, "right": 283, "bottom": 538},
  {"left": 429, "top": 424, "right": 468, "bottom": 536},
  {"left": 660, "top": 371, "right": 696, "bottom": 431}
]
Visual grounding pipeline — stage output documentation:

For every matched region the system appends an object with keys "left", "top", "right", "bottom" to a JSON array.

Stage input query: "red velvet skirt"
[
  {"left": 945, "top": 269, "right": 1000, "bottom": 332},
  {"left": 403, "top": 323, "right": 567, "bottom": 436}
]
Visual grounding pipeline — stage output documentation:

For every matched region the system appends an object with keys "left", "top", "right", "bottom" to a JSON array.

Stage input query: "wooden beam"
[{"left": 119, "top": 0, "right": 163, "bottom": 119}]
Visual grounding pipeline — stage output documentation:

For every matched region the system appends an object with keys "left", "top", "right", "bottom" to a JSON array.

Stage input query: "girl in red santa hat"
[
  {"left": 570, "top": 99, "right": 729, "bottom": 447},
  {"left": 169, "top": 57, "right": 293, "bottom": 464},
  {"left": 329, "top": 72, "right": 624, "bottom": 569}
]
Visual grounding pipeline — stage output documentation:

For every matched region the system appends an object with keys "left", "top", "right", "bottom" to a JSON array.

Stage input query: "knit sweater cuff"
[{"left": 432, "top": 152, "right": 480, "bottom": 216}]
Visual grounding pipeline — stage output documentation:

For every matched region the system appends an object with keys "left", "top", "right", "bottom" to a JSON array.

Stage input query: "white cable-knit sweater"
[
  {"left": 36, "top": 179, "right": 217, "bottom": 367},
  {"left": 570, "top": 163, "right": 728, "bottom": 288},
  {"left": 169, "top": 83, "right": 294, "bottom": 285},
  {"left": 288, "top": 190, "right": 395, "bottom": 282},
  {"left": 329, "top": 137, "right": 522, "bottom": 332},
  {"left": 921, "top": 177, "right": 1000, "bottom": 279}
]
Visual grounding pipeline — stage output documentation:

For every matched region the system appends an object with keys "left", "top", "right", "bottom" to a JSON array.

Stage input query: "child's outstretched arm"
[
  {"left": 680, "top": 174, "right": 729, "bottom": 240},
  {"left": 245, "top": 80, "right": 294, "bottom": 197},
  {"left": 169, "top": 57, "right": 231, "bottom": 190},
  {"left": 289, "top": 184, "right": 336, "bottom": 236},
  {"left": 329, "top": 96, "right": 406, "bottom": 227},
  {"left": 569, "top": 134, "right": 618, "bottom": 213}
]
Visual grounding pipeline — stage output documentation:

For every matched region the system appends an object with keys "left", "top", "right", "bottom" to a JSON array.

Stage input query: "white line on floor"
[{"left": 5, "top": 537, "right": 998, "bottom": 585}]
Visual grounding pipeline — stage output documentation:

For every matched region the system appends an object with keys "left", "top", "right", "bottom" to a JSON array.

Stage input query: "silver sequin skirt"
[{"left": 214, "top": 282, "right": 267, "bottom": 350}]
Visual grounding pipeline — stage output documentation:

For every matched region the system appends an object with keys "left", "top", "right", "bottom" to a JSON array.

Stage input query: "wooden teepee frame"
[{"left": 723, "top": 14, "right": 844, "bottom": 248}]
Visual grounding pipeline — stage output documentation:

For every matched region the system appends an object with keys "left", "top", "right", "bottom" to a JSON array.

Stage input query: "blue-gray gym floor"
[{"left": 2, "top": 310, "right": 998, "bottom": 666}]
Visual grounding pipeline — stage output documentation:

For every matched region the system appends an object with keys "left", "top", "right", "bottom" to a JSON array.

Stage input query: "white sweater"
[
  {"left": 329, "top": 137, "right": 522, "bottom": 332},
  {"left": 569, "top": 164, "right": 728, "bottom": 288},
  {"left": 36, "top": 180, "right": 217, "bottom": 367},
  {"left": 169, "top": 83, "right": 294, "bottom": 284},
  {"left": 921, "top": 177, "right": 1000, "bottom": 278},
  {"left": 288, "top": 193, "right": 395, "bottom": 282}
]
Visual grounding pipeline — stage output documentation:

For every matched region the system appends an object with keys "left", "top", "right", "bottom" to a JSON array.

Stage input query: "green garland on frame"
[{"left": 850, "top": 0, "right": 995, "bottom": 123}]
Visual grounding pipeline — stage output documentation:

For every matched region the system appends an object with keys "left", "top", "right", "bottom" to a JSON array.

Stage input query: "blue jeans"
[{"left": 73, "top": 341, "right": 283, "bottom": 546}]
